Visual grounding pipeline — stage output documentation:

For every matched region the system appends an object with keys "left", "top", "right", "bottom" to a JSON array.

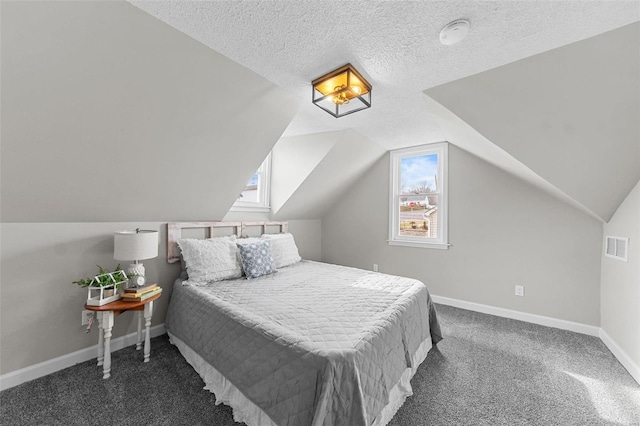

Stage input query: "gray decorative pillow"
[{"left": 236, "top": 240, "right": 276, "bottom": 279}]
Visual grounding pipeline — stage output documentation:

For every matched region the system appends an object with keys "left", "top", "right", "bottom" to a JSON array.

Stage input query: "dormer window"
[{"left": 231, "top": 153, "right": 271, "bottom": 212}]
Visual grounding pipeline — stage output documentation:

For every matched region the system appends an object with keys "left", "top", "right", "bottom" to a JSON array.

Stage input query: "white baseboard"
[
  {"left": 431, "top": 295, "right": 600, "bottom": 336},
  {"left": 599, "top": 328, "right": 640, "bottom": 385},
  {"left": 0, "top": 324, "right": 166, "bottom": 391}
]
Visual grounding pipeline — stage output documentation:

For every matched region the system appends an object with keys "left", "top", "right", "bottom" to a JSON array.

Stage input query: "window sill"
[
  {"left": 387, "top": 240, "right": 450, "bottom": 250},
  {"left": 229, "top": 205, "right": 271, "bottom": 213}
]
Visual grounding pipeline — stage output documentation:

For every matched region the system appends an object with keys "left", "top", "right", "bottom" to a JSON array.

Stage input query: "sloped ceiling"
[
  {"left": 130, "top": 0, "right": 638, "bottom": 151},
  {"left": 4, "top": 2, "right": 636, "bottom": 224},
  {"left": 425, "top": 22, "right": 640, "bottom": 222},
  {"left": 420, "top": 94, "right": 600, "bottom": 220},
  {"left": 1, "top": 1, "right": 298, "bottom": 222},
  {"left": 130, "top": 1, "right": 639, "bottom": 221},
  {"left": 271, "top": 130, "right": 386, "bottom": 219}
]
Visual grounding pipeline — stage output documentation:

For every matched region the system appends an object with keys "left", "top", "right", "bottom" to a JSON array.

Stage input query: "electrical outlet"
[
  {"left": 373, "top": 264, "right": 379, "bottom": 272},
  {"left": 81, "top": 310, "right": 93, "bottom": 326},
  {"left": 515, "top": 285, "right": 524, "bottom": 297}
]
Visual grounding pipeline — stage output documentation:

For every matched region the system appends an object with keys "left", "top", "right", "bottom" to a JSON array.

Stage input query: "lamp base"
[
  {"left": 126, "top": 263, "right": 147, "bottom": 288},
  {"left": 126, "top": 263, "right": 145, "bottom": 277}
]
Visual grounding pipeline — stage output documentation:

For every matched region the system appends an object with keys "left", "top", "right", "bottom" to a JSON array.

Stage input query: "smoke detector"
[{"left": 439, "top": 19, "right": 470, "bottom": 45}]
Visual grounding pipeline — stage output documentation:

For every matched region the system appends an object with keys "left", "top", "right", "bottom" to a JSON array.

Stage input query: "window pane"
[
  {"left": 399, "top": 195, "right": 438, "bottom": 239},
  {"left": 389, "top": 142, "right": 447, "bottom": 248},
  {"left": 400, "top": 153, "right": 438, "bottom": 195},
  {"left": 238, "top": 173, "right": 259, "bottom": 202}
]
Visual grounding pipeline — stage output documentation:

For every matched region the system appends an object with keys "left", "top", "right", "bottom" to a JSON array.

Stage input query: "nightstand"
[{"left": 84, "top": 291, "right": 161, "bottom": 379}]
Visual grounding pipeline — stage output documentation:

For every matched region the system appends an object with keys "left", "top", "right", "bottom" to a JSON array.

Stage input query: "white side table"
[{"left": 84, "top": 291, "right": 161, "bottom": 379}]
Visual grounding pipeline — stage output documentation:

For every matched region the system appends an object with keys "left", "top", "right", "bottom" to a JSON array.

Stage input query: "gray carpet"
[{"left": 2, "top": 304, "right": 639, "bottom": 425}]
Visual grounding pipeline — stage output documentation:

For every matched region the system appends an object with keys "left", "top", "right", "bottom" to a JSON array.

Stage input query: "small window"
[
  {"left": 231, "top": 153, "right": 271, "bottom": 212},
  {"left": 389, "top": 143, "right": 448, "bottom": 249}
]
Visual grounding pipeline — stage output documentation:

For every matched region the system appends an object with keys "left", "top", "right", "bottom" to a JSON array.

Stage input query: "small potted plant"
[{"left": 74, "top": 265, "right": 128, "bottom": 306}]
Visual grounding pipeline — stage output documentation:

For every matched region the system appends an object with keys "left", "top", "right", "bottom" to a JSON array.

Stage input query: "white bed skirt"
[{"left": 168, "top": 331, "right": 433, "bottom": 426}]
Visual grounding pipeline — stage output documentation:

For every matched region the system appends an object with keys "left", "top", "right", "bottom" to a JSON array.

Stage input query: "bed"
[{"left": 165, "top": 221, "right": 442, "bottom": 426}]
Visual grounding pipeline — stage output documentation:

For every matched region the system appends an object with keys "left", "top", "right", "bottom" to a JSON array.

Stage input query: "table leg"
[
  {"left": 96, "top": 312, "right": 104, "bottom": 367},
  {"left": 101, "top": 311, "right": 114, "bottom": 379},
  {"left": 143, "top": 300, "right": 154, "bottom": 363},
  {"left": 136, "top": 311, "right": 143, "bottom": 350}
]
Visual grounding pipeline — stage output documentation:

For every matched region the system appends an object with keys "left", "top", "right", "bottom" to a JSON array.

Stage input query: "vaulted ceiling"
[
  {"left": 425, "top": 22, "right": 640, "bottom": 222},
  {"left": 131, "top": 1, "right": 639, "bottom": 222}
]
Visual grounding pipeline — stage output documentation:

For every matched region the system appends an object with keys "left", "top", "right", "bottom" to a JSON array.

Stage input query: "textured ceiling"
[{"left": 131, "top": 0, "right": 638, "bottom": 150}]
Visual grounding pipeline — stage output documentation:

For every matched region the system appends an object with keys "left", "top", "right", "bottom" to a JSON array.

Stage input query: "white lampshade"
[{"left": 113, "top": 229, "right": 159, "bottom": 261}]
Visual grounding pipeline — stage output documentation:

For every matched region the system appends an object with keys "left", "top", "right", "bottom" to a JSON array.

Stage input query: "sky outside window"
[
  {"left": 400, "top": 154, "right": 438, "bottom": 194},
  {"left": 238, "top": 173, "right": 259, "bottom": 202}
]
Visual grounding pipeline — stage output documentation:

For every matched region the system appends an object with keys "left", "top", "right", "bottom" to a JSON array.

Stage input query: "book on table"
[
  {"left": 124, "top": 283, "right": 159, "bottom": 294},
  {"left": 121, "top": 287, "right": 162, "bottom": 302}
]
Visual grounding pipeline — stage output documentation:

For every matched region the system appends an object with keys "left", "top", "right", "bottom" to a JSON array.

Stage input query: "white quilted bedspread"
[{"left": 166, "top": 260, "right": 442, "bottom": 426}]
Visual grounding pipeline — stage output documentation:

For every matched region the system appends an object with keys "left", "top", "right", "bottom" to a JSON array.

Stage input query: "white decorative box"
[{"left": 85, "top": 271, "right": 128, "bottom": 306}]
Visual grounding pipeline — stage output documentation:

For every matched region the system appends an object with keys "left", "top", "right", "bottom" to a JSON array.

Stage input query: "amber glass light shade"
[{"left": 312, "top": 64, "right": 372, "bottom": 118}]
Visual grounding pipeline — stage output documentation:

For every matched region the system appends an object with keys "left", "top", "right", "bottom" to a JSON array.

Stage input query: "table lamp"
[{"left": 114, "top": 229, "right": 159, "bottom": 288}]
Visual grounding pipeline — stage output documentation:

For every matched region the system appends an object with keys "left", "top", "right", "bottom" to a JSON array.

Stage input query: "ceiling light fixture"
[
  {"left": 312, "top": 63, "right": 372, "bottom": 118},
  {"left": 439, "top": 19, "right": 470, "bottom": 45}
]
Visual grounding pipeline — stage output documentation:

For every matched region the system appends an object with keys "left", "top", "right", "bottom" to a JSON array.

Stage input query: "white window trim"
[
  {"left": 388, "top": 142, "right": 449, "bottom": 249},
  {"left": 230, "top": 153, "right": 271, "bottom": 212}
]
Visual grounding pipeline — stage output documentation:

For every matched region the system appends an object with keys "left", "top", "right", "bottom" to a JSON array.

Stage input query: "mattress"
[{"left": 166, "top": 260, "right": 442, "bottom": 426}]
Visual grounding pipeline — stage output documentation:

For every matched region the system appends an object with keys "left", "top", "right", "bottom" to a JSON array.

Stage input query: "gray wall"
[
  {"left": 1, "top": 222, "right": 175, "bottom": 375},
  {"left": 322, "top": 146, "right": 603, "bottom": 326},
  {"left": 601, "top": 180, "right": 640, "bottom": 369},
  {"left": 0, "top": 1, "right": 311, "bottom": 376}
]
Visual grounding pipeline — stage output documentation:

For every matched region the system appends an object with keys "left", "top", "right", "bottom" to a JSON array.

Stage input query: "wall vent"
[{"left": 604, "top": 236, "right": 628, "bottom": 262}]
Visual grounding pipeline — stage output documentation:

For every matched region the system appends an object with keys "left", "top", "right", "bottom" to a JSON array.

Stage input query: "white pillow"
[
  {"left": 179, "top": 235, "right": 237, "bottom": 280},
  {"left": 261, "top": 233, "right": 301, "bottom": 268},
  {"left": 177, "top": 236, "right": 242, "bottom": 284}
]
